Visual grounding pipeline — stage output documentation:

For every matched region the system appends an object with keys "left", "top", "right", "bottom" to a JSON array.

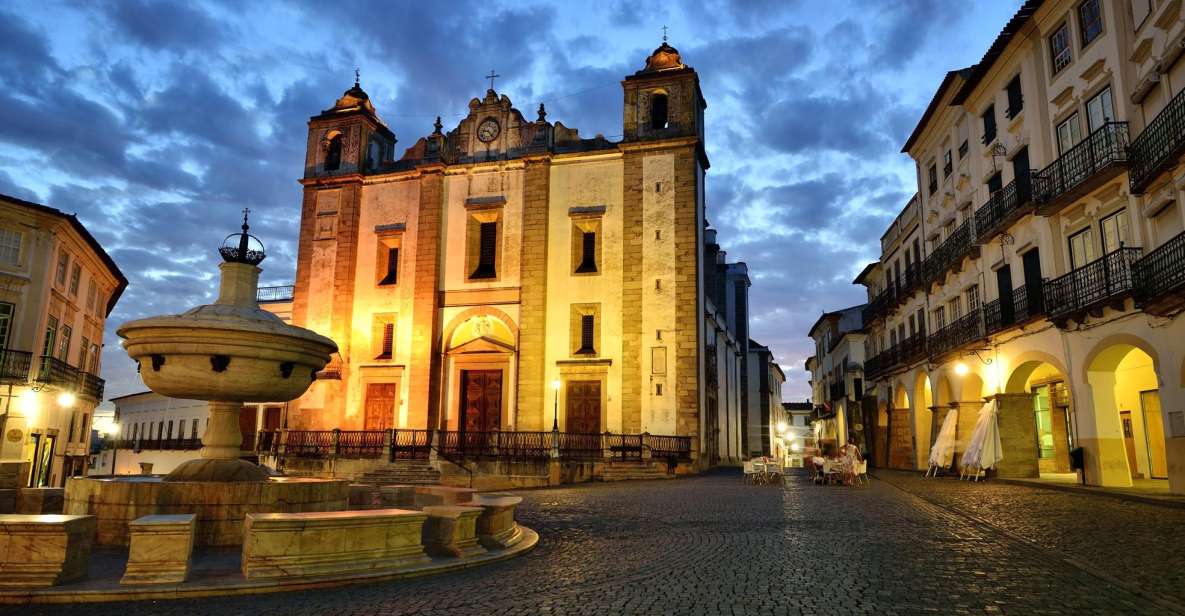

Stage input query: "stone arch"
[
  {"left": 892, "top": 379, "right": 910, "bottom": 410},
  {"left": 959, "top": 371, "right": 986, "bottom": 402},
  {"left": 933, "top": 372, "right": 954, "bottom": 407},
  {"left": 1005, "top": 350, "right": 1070, "bottom": 393},
  {"left": 441, "top": 306, "right": 519, "bottom": 350},
  {"left": 1081, "top": 333, "right": 1160, "bottom": 383},
  {"left": 912, "top": 371, "right": 934, "bottom": 468}
]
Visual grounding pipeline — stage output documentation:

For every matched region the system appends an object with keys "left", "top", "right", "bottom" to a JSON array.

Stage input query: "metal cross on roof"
[
  {"left": 241, "top": 207, "right": 251, "bottom": 231},
  {"left": 486, "top": 69, "right": 500, "bottom": 91},
  {"left": 354, "top": 68, "right": 360, "bottom": 86},
  {"left": 662, "top": 25, "right": 668, "bottom": 42}
]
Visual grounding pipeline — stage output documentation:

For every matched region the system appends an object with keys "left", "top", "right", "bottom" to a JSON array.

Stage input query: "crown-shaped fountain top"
[{"left": 219, "top": 208, "right": 266, "bottom": 265}]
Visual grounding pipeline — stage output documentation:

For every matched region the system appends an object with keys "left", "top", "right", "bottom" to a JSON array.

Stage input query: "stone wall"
[
  {"left": 516, "top": 158, "right": 550, "bottom": 430},
  {"left": 994, "top": 393, "right": 1040, "bottom": 479}
]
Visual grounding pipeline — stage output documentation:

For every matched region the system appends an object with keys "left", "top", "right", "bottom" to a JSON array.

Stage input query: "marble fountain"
[{"left": 0, "top": 217, "right": 534, "bottom": 602}]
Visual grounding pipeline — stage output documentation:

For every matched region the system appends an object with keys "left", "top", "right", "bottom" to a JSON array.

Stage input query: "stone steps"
[
  {"left": 358, "top": 462, "right": 442, "bottom": 486},
  {"left": 597, "top": 462, "right": 674, "bottom": 482}
]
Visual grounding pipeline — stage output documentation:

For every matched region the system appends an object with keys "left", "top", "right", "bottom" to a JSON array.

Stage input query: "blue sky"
[{"left": 0, "top": 0, "right": 1023, "bottom": 403}]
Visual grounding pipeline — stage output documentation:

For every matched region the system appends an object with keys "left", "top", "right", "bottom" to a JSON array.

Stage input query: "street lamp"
[{"left": 551, "top": 378, "right": 561, "bottom": 432}]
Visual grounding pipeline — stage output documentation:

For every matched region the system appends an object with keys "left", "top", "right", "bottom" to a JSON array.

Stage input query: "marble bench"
[
  {"left": 414, "top": 486, "right": 476, "bottom": 507},
  {"left": 17, "top": 487, "right": 64, "bottom": 514},
  {"left": 421, "top": 505, "right": 486, "bottom": 558},
  {"left": 121, "top": 514, "right": 196, "bottom": 585},
  {"left": 241, "top": 509, "right": 430, "bottom": 579},
  {"left": 465, "top": 494, "right": 524, "bottom": 549},
  {"left": 0, "top": 514, "right": 95, "bottom": 587}
]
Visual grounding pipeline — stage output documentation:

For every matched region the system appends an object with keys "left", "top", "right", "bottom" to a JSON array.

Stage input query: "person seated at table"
[{"left": 841, "top": 441, "right": 862, "bottom": 485}]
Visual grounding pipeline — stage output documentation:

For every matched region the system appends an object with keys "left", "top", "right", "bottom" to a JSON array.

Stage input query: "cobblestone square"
[{"left": 13, "top": 470, "right": 1184, "bottom": 616}]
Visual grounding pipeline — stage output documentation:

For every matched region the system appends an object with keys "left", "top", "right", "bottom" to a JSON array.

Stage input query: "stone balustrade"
[
  {"left": 121, "top": 514, "right": 196, "bottom": 585},
  {"left": 414, "top": 486, "right": 476, "bottom": 507},
  {"left": 241, "top": 509, "right": 430, "bottom": 579},
  {"left": 380, "top": 484, "right": 416, "bottom": 508},
  {"left": 0, "top": 514, "right": 95, "bottom": 587}
]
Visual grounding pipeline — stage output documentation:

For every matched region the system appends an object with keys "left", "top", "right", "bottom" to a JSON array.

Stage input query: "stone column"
[
  {"left": 200, "top": 400, "right": 244, "bottom": 460},
  {"left": 992, "top": 393, "right": 1040, "bottom": 479}
]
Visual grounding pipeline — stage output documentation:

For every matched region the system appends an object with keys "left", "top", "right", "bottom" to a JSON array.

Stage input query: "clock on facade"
[{"left": 477, "top": 118, "right": 500, "bottom": 143}]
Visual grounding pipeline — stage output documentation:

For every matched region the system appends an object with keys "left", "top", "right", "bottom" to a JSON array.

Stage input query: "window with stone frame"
[
  {"left": 1050, "top": 22, "right": 1072, "bottom": 74},
  {"left": 372, "top": 313, "right": 396, "bottom": 360},
  {"left": 965, "top": 284, "right": 981, "bottom": 312},
  {"left": 1005, "top": 74, "right": 1023, "bottom": 119},
  {"left": 86, "top": 280, "right": 97, "bottom": 313},
  {"left": 0, "top": 302, "right": 12, "bottom": 350},
  {"left": 58, "top": 324, "right": 72, "bottom": 363},
  {"left": 0, "top": 228, "right": 20, "bottom": 266},
  {"left": 69, "top": 263, "right": 81, "bottom": 296},
  {"left": 376, "top": 232, "right": 401, "bottom": 286},
  {"left": 42, "top": 316, "right": 57, "bottom": 358},
  {"left": 1078, "top": 0, "right": 1103, "bottom": 47},
  {"left": 324, "top": 133, "right": 342, "bottom": 171},
  {"left": 78, "top": 336, "right": 89, "bottom": 373},
  {"left": 981, "top": 104, "right": 997, "bottom": 145},
  {"left": 571, "top": 217, "right": 602, "bottom": 275},
  {"left": 55, "top": 251, "right": 69, "bottom": 286},
  {"left": 570, "top": 304, "right": 600, "bottom": 357},
  {"left": 466, "top": 206, "right": 502, "bottom": 281}
]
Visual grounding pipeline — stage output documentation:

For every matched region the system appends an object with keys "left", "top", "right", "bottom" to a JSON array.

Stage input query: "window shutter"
[
  {"left": 576, "top": 231, "right": 597, "bottom": 273},
  {"left": 471, "top": 222, "right": 498, "bottom": 279},
  {"left": 379, "top": 247, "right": 399, "bottom": 285},
  {"left": 380, "top": 323, "right": 394, "bottom": 358},
  {"left": 578, "top": 314, "right": 595, "bottom": 354}
]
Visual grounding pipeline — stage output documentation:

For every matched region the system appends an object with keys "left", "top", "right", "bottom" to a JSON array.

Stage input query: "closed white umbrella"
[
  {"left": 961, "top": 399, "right": 1002, "bottom": 480},
  {"left": 978, "top": 402, "right": 1004, "bottom": 470},
  {"left": 928, "top": 408, "right": 959, "bottom": 470}
]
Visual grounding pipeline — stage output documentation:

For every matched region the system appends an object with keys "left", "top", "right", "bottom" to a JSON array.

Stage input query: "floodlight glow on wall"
[
  {"left": 953, "top": 362, "right": 970, "bottom": 377},
  {"left": 57, "top": 392, "right": 77, "bottom": 408}
]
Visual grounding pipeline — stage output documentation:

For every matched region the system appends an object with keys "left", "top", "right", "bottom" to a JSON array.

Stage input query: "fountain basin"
[{"left": 64, "top": 476, "right": 349, "bottom": 547}]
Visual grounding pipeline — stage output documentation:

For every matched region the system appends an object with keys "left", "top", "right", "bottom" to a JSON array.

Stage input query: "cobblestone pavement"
[{"left": 13, "top": 470, "right": 1183, "bottom": 616}]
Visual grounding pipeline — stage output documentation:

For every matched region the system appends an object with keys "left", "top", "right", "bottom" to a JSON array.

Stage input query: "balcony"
[
  {"left": 1044, "top": 247, "right": 1142, "bottom": 325},
  {"left": 1130, "top": 87, "right": 1185, "bottom": 194},
  {"left": 77, "top": 372, "right": 105, "bottom": 402},
  {"left": 896, "top": 334, "right": 927, "bottom": 367},
  {"left": 0, "top": 349, "right": 32, "bottom": 383},
  {"left": 864, "top": 352, "right": 887, "bottom": 379},
  {"left": 924, "top": 220, "right": 977, "bottom": 285},
  {"left": 928, "top": 309, "right": 985, "bottom": 360},
  {"left": 1032, "top": 122, "right": 1129, "bottom": 215},
  {"left": 862, "top": 288, "right": 893, "bottom": 324},
  {"left": 37, "top": 355, "right": 79, "bottom": 390},
  {"left": 256, "top": 285, "right": 294, "bottom": 303},
  {"left": 974, "top": 175, "right": 1032, "bottom": 244},
  {"left": 1134, "top": 231, "right": 1185, "bottom": 315},
  {"left": 984, "top": 285, "right": 1045, "bottom": 336}
]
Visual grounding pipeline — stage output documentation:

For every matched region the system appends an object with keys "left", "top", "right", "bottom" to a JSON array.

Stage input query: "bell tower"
[
  {"left": 303, "top": 75, "right": 396, "bottom": 178},
  {"left": 621, "top": 41, "right": 706, "bottom": 144}
]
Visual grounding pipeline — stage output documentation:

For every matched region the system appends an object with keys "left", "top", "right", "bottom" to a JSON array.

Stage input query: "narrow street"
[{"left": 22, "top": 470, "right": 1184, "bottom": 616}]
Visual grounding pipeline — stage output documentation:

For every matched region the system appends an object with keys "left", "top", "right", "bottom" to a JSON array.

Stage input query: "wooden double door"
[
  {"left": 566, "top": 380, "right": 602, "bottom": 434},
  {"left": 461, "top": 370, "right": 502, "bottom": 432}
]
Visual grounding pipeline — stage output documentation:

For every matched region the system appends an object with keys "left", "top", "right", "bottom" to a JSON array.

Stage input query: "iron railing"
[
  {"left": 643, "top": 434, "right": 693, "bottom": 462},
  {"left": 37, "top": 355, "right": 79, "bottom": 390},
  {"left": 390, "top": 429, "right": 431, "bottom": 460},
  {"left": 284, "top": 430, "right": 336, "bottom": 457},
  {"left": 897, "top": 334, "right": 928, "bottom": 366},
  {"left": 862, "top": 287, "right": 894, "bottom": 323},
  {"left": 336, "top": 430, "right": 387, "bottom": 458},
  {"left": 77, "top": 372, "right": 105, "bottom": 401},
  {"left": 984, "top": 284, "right": 1044, "bottom": 335},
  {"left": 256, "top": 285, "right": 294, "bottom": 303},
  {"left": 1045, "top": 247, "right": 1142, "bottom": 320},
  {"left": 114, "top": 437, "right": 201, "bottom": 451},
  {"left": 1129, "top": 86, "right": 1185, "bottom": 193},
  {"left": 1134, "top": 231, "right": 1185, "bottom": 305},
  {"left": 864, "top": 351, "right": 889, "bottom": 379},
  {"left": 438, "top": 430, "right": 551, "bottom": 459},
  {"left": 0, "top": 349, "right": 32, "bottom": 383},
  {"left": 928, "top": 308, "right": 984, "bottom": 358},
  {"left": 924, "top": 220, "right": 974, "bottom": 284},
  {"left": 974, "top": 176, "right": 1031, "bottom": 243},
  {"left": 1031, "top": 122, "right": 1129, "bottom": 209}
]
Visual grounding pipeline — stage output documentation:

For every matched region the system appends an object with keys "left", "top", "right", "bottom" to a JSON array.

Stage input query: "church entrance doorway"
[
  {"left": 460, "top": 370, "right": 502, "bottom": 433},
  {"left": 566, "top": 380, "right": 601, "bottom": 434}
]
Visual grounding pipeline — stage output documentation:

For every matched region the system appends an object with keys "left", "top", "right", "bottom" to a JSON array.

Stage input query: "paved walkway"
[{"left": 11, "top": 469, "right": 1184, "bottom": 615}]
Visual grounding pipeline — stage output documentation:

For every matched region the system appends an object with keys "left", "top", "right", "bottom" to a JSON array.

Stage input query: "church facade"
[{"left": 286, "top": 43, "right": 764, "bottom": 468}]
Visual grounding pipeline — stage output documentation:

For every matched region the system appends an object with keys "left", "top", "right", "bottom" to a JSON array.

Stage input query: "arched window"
[
  {"left": 324, "top": 134, "right": 342, "bottom": 171},
  {"left": 650, "top": 92, "right": 669, "bottom": 130},
  {"left": 367, "top": 139, "right": 380, "bottom": 170}
]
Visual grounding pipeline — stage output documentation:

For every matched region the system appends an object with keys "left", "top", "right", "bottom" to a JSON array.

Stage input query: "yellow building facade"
[
  {"left": 0, "top": 194, "right": 126, "bottom": 488},
  {"left": 285, "top": 44, "right": 758, "bottom": 468},
  {"left": 854, "top": 0, "right": 1185, "bottom": 492}
]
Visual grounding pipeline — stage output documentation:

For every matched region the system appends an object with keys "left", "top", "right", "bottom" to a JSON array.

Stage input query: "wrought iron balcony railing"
[
  {"left": 1133, "top": 231, "right": 1185, "bottom": 312},
  {"left": 928, "top": 309, "right": 984, "bottom": 359},
  {"left": 1032, "top": 122, "right": 1129, "bottom": 213},
  {"left": 256, "top": 285, "right": 294, "bottom": 303},
  {"left": 1044, "top": 247, "right": 1142, "bottom": 322},
  {"left": 897, "top": 333, "right": 928, "bottom": 366},
  {"left": 77, "top": 372, "right": 105, "bottom": 401},
  {"left": 0, "top": 349, "right": 32, "bottom": 383},
  {"left": 924, "top": 219, "right": 975, "bottom": 284},
  {"left": 1130, "top": 87, "right": 1185, "bottom": 194},
  {"left": 974, "top": 175, "right": 1032, "bottom": 243},
  {"left": 983, "top": 284, "right": 1045, "bottom": 336},
  {"left": 37, "top": 355, "right": 79, "bottom": 390},
  {"left": 862, "top": 287, "right": 893, "bottom": 324}
]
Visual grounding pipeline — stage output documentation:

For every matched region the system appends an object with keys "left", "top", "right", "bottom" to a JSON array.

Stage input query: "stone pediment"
[{"left": 448, "top": 335, "right": 515, "bottom": 354}]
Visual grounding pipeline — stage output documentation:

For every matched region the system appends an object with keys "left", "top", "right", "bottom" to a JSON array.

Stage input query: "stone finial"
[
  {"left": 433, "top": 116, "right": 443, "bottom": 135},
  {"left": 536, "top": 103, "right": 547, "bottom": 123}
]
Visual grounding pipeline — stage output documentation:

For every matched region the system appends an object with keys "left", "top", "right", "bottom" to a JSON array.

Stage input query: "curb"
[{"left": 995, "top": 477, "right": 1185, "bottom": 510}]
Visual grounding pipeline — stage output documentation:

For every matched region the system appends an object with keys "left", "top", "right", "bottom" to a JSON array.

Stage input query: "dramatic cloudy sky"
[{"left": 0, "top": 0, "right": 1022, "bottom": 404}]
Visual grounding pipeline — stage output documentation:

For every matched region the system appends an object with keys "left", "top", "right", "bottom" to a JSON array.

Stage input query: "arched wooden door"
[
  {"left": 566, "top": 380, "right": 601, "bottom": 434},
  {"left": 460, "top": 370, "right": 502, "bottom": 432}
]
